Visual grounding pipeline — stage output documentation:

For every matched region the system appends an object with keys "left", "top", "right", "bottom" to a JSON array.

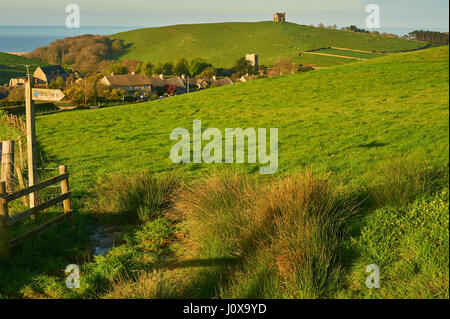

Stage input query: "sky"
[{"left": 0, "top": 0, "right": 448, "bottom": 29}]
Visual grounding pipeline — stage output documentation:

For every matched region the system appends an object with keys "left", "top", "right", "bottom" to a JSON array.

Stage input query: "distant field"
[
  {"left": 293, "top": 53, "right": 355, "bottom": 67},
  {"left": 0, "top": 52, "right": 47, "bottom": 85},
  {"left": 111, "top": 21, "right": 425, "bottom": 67}
]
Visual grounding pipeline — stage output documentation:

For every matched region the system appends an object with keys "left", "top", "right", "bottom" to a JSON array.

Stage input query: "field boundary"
[
  {"left": 302, "top": 51, "right": 367, "bottom": 61},
  {"left": 0, "top": 164, "right": 73, "bottom": 261},
  {"left": 330, "top": 47, "right": 374, "bottom": 53}
]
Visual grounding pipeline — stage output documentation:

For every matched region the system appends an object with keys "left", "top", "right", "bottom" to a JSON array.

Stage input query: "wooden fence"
[{"left": 0, "top": 165, "right": 73, "bottom": 261}]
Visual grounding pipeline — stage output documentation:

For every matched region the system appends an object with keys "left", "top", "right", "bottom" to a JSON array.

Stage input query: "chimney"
[{"left": 159, "top": 74, "right": 164, "bottom": 80}]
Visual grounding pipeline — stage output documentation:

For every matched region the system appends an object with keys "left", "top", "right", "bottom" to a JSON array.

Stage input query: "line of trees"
[
  {"left": 107, "top": 57, "right": 216, "bottom": 77},
  {"left": 408, "top": 30, "right": 449, "bottom": 46}
]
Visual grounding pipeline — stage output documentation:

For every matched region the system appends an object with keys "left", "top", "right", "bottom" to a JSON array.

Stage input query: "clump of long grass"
[
  {"left": 91, "top": 171, "right": 181, "bottom": 223},
  {"left": 260, "top": 174, "right": 355, "bottom": 298},
  {"left": 103, "top": 270, "right": 176, "bottom": 299},
  {"left": 175, "top": 171, "right": 356, "bottom": 298},
  {"left": 369, "top": 158, "right": 448, "bottom": 207}
]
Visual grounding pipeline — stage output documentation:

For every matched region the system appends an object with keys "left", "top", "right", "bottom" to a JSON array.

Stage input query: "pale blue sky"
[{"left": 0, "top": 0, "right": 448, "bottom": 29}]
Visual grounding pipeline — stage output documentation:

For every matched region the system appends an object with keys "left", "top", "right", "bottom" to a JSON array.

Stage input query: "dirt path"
[{"left": 330, "top": 47, "right": 374, "bottom": 54}]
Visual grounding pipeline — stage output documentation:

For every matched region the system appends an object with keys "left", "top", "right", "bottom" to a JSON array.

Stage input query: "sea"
[
  {"left": 0, "top": 26, "right": 448, "bottom": 53},
  {"left": 0, "top": 26, "right": 138, "bottom": 52}
]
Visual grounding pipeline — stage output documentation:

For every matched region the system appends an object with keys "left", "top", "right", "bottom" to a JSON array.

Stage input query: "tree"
[
  {"left": 138, "top": 62, "right": 155, "bottom": 77},
  {"left": 7, "top": 86, "right": 24, "bottom": 101},
  {"left": 189, "top": 58, "right": 212, "bottom": 76},
  {"left": 64, "top": 86, "right": 84, "bottom": 105},
  {"left": 174, "top": 58, "right": 190, "bottom": 76},
  {"left": 271, "top": 58, "right": 296, "bottom": 76},
  {"left": 48, "top": 76, "right": 65, "bottom": 89},
  {"left": 232, "top": 57, "right": 254, "bottom": 77},
  {"left": 84, "top": 73, "right": 104, "bottom": 105},
  {"left": 162, "top": 62, "right": 174, "bottom": 75},
  {"left": 201, "top": 66, "right": 217, "bottom": 77},
  {"left": 111, "top": 39, "right": 124, "bottom": 54},
  {"left": 107, "top": 63, "right": 128, "bottom": 75},
  {"left": 258, "top": 64, "right": 269, "bottom": 75},
  {"left": 154, "top": 62, "right": 174, "bottom": 75},
  {"left": 28, "top": 35, "right": 125, "bottom": 73},
  {"left": 408, "top": 30, "right": 449, "bottom": 46},
  {"left": 120, "top": 60, "right": 142, "bottom": 73}
]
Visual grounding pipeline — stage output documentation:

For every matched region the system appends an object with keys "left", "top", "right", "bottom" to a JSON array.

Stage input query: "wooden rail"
[{"left": 0, "top": 165, "right": 74, "bottom": 261}]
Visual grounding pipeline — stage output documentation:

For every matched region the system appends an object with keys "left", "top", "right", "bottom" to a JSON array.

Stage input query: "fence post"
[
  {"left": 59, "top": 165, "right": 74, "bottom": 229},
  {"left": 14, "top": 165, "right": 28, "bottom": 206},
  {"left": 1, "top": 140, "right": 15, "bottom": 193},
  {"left": 0, "top": 182, "right": 11, "bottom": 262},
  {"left": 25, "top": 79, "right": 38, "bottom": 208},
  {"left": 18, "top": 136, "right": 25, "bottom": 169}
]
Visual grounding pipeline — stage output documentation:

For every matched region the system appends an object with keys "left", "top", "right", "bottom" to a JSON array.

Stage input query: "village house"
[
  {"left": 9, "top": 77, "right": 28, "bottom": 87},
  {"left": 100, "top": 73, "right": 152, "bottom": 94},
  {"left": 164, "top": 75, "right": 187, "bottom": 95},
  {"left": 185, "top": 76, "right": 233, "bottom": 90},
  {"left": 148, "top": 74, "right": 187, "bottom": 95},
  {"left": 33, "top": 65, "right": 67, "bottom": 87},
  {"left": 239, "top": 75, "right": 257, "bottom": 82},
  {"left": 210, "top": 76, "right": 233, "bottom": 87}
]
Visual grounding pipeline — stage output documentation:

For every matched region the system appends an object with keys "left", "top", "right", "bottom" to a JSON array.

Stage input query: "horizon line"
[{"left": 0, "top": 22, "right": 448, "bottom": 30}]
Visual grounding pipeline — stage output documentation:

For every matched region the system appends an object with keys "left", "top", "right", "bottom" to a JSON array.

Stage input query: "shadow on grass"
[
  {"left": 0, "top": 216, "right": 89, "bottom": 298},
  {"left": 357, "top": 140, "right": 389, "bottom": 148},
  {"left": 154, "top": 256, "right": 240, "bottom": 299}
]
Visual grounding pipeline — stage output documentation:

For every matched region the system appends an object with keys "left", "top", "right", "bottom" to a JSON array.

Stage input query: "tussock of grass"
[
  {"left": 175, "top": 171, "right": 356, "bottom": 298},
  {"left": 105, "top": 270, "right": 176, "bottom": 299},
  {"left": 369, "top": 157, "right": 448, "bottom": 207},
  {"left": 90, "top": 171, "right": 181, "bottom": 223}
]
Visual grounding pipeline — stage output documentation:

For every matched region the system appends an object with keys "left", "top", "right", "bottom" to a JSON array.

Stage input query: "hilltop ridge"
[{"left": 111, "top": 21, "right": 425, "bottom": 67}]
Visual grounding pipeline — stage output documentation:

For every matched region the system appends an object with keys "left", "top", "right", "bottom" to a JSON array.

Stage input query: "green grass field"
[
  {"left": 313, "top": 48, "right": 385, "bottom": 59},
  {"left": 0, "top": 47, "right": 448, "bottom": 299},
  {"left": 111, "top": 21, "right": 425, "bottom": 67},
  {"left": 293, "top": 53, "right": 355, "bottom": 67},
  {"left": 35, "top": 47, "right": 449, "bottom": 192},
  {"left": 0, "top": 52, "right": 47, "bottom": 85}
]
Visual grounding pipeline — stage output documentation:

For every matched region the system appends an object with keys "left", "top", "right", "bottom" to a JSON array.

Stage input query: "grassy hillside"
[
  {"left": 111, "top": 21, "right": 425, "bottom": 67},
  {"left": 0, "top": 52, "right": 47, "bottom": 85},
  {"left": 1, "top": 47, "right": 447, "bottom": 299},
  {"left": 36, "top": 47, "right": 448, "bottom": 192}
]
